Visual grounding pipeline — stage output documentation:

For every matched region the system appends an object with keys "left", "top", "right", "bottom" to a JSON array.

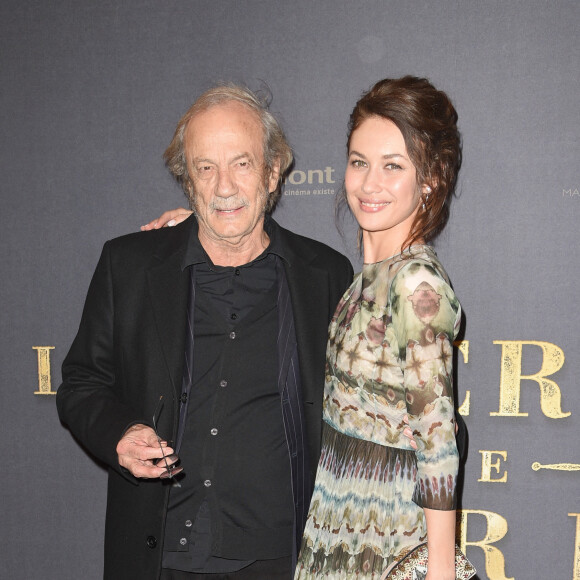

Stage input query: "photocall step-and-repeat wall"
[{"left": 2, "top": 1, "right": 578, "bottom": 578}]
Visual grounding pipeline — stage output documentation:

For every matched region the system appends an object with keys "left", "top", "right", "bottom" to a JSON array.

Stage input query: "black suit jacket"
[{"left": 57, "top": 216, "right": 353, "bottom": 580}]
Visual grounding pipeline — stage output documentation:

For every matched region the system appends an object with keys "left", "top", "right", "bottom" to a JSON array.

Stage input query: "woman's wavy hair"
[
  {"left": 340, "top": 76, "right": 462, "bottom": 250},
  {"left": 164, "top": 83, "right": 293, "bottom": 213}
]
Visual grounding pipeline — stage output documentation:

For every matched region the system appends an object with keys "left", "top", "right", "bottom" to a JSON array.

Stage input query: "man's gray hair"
[{"left": 164, "top": 83, "right": 293, "bottom": 212}]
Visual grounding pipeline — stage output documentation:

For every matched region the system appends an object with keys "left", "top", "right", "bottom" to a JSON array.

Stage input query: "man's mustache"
[{"left": 209, "top": 197, "right": 250, "bottom": 211}]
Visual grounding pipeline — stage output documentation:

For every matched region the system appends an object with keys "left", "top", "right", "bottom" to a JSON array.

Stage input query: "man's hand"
[
  {"left": 116, "top": 424, "right": 178, "bottom": 479},
  {"left": 140, "top": 208, "right": 193, "bottom": 231}
]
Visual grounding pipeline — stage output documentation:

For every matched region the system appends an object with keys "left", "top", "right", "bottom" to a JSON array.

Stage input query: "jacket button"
[{"left": 146, "top": 536, "right": 157, "bottom": 549}]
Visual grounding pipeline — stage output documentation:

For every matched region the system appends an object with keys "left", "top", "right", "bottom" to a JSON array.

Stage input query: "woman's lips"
[{"left": 359, "top": 200, "right": 390, "bottom": 212}]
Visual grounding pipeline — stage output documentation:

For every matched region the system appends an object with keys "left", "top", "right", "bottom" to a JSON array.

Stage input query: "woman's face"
[{"left": 345, "top": 116, "right": 425, "bottom": 249}]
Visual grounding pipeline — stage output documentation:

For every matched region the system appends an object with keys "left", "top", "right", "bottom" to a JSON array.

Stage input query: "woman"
[
  {"left": 146, "top": 76, "right": 462, "bottom": 579},
  {"left": 294, "top": 76, "right": 461, "bottom": 579}
]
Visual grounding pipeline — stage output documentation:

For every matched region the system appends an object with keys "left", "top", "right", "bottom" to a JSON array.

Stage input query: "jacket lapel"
[
  {"left": 278, "top": 233, "right": 330, "bottom": 405},
  {"left": 146, "top": 222, "right": 191, "bottom": 396}
]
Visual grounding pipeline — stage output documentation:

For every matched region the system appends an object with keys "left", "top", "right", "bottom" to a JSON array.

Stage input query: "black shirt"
[{"left": 163, "top": 220, "right": 294, "bottom": 573}]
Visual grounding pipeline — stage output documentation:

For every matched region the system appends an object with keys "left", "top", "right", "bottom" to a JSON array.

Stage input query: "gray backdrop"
[{"left": 1, "top": 1, "right": 579, "bottom": 579}]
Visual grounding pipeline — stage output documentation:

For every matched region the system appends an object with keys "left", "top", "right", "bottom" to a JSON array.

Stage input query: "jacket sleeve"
[
  {"left": 390, "top": 261, "right": 460, "bottom": 510},
  {"left": 57, "top": 241, "right": 143, "bottom": 473}
]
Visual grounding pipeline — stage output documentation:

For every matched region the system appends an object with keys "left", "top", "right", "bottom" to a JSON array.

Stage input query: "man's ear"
[{"left": 267, "top": 159, "right": 281, "bottom": 193}]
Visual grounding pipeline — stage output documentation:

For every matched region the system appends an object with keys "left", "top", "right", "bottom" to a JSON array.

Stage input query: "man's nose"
[{"left": 216, "top": 167, "right": 237, "bottom": 197}]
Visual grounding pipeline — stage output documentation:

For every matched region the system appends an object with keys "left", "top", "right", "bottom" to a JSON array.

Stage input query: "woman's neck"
[{"left": 362, "top": 230, "right": 425, "bottom": 264}]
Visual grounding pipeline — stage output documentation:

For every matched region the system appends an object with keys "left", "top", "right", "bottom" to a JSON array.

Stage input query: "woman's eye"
[
  {"left": 386, "top": 163, "right": 402, "bottom": 170},
  {"left": 351, "top": 159, "right": 366, "bottom": 168}
]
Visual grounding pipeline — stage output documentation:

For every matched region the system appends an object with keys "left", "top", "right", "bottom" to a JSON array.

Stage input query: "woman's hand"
[
  {"left": 402, "top": 414, "right": 418, "bottom": 449},
  {"left": 140, "top": 208, "right": 192, "bottom": 230}
]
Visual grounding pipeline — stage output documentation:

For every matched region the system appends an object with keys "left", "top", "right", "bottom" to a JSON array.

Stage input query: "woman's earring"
[{"left": 422, "top": 186, "right": 431, "bottom": 211}]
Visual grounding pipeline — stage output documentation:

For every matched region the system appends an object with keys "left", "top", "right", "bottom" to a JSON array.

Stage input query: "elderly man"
[{"left": 57, "top": 85, "right": 353, "bottom": 580}]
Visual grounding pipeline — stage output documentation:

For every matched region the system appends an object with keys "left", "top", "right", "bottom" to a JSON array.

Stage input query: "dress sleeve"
[{"left": 390, "top": 260, "right": 461, "bottom": 510}]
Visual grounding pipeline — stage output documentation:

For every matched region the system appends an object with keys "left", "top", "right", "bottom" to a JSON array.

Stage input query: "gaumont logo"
[
  {"left": 562, "top": 188, "right": 579, "bottom": 197},
  {"left": 283, "top": 166, "right": 336, "bottom": 197}
]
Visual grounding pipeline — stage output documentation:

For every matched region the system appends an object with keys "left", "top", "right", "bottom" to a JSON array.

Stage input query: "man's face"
[{"left": 184, "top": 102, "right": 279, "bottom": 248}]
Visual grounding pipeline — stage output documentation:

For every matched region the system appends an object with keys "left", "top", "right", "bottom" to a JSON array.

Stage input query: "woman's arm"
[
  {"left": 424, "top": 508, "right": 456, "bottom": 580},
  {"left": 390, "top": 259, "right": 461, "bottom": 578}
]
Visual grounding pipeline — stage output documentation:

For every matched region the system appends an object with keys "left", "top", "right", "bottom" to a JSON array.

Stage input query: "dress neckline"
[{"left": 362, "top": 244, "right": 431, "bottom": 266}]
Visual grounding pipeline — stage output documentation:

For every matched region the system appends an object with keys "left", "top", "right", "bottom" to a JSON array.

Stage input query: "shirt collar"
[{"left": 181, "top": 215, "right": 290, "bottom": 270}]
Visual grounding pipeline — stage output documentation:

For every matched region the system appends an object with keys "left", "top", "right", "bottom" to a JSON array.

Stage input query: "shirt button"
[
  {"left": 230, "top": 313, "right": 237, "bottom": 320},
  {"left": 229, "top": 331, "right": 236, "bottom": 339},
  {"left": 220, "top": 379, "right": 227, "bottom": 388},
  {"left": 204, "top": 479, "right": 212, "bottom": 487},
  {"left": 179, "top": 538, "right": 187, "bottom": 546},
  {"left": 210, "top": 428, "right": 218, "bottom": 436},
  {"left": 235, "top": 269, "right": 240, "bottom": 276}
]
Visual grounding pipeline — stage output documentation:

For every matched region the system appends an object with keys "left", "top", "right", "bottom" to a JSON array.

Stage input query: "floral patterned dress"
[{"left": 295, "top": 246, "right": 461, "bottom": 579}]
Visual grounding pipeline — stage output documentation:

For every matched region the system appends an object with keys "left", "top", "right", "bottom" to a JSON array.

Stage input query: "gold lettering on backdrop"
[
  {"left": 532, "top": 462, "right": 580, "bottom": 472},
  {"left": 33, "top": 346, "right": 56, "bottom": 395},
  {"left": 479, "top": 451, "right": 508, "bottom": 482},
  {"left": 569, "top": 513, "right": 580, "bottom": 580},
  {"left": 459, "top": 510, "right": 513, "bottom": 580},
  {"left": 454, "top": 340, "right": 470, "bottom": 416},
  {"left": 491, "top": 340, "right": 569, "bottom": 418}
]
